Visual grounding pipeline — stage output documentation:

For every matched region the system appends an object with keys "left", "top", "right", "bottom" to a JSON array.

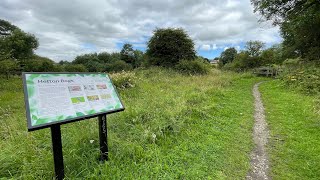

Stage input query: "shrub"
[
  {"left": 64, "top": 64, "right": 87, "bottom": 72},
  {"left": 175, "top": 59, "right": 210, "bottom": 75},
  {"left": 110, "top": 71, "right": 136, "bottom": 89},
  {"left": 0, "top": 60, "right": 18, "bottom": 79},
  {"left": 23, "top": 55, "right": 59, "bottom": 72},
  {"left": 106, "top": 60, "right": 133, "bottom": 72}
]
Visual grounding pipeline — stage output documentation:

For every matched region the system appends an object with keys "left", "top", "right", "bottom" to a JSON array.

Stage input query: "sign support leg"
[
  {"left": 50, "top": 124, "right": 64, "bottom": 180},
  {"left": 98, "top": 114, "right": 108, "bottom": 161}
]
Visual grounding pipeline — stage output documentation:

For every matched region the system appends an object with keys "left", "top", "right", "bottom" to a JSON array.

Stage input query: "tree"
[
  {"left": 98, "top": 52, "right": 113, "bottom": 63},
  {"left": 0, "top": 19, "right": 18, "bottom": 37},
  {"left": 0, "top": 19, "right": 38, "bottom": 61},
  {"left": 251, "top": 0, "right": 320, "bottom": 60},
  {"left": 219, "top": 47, "right": 237, "bottom": 66},
  {"left": 260, "top": 44, "right": 284, "bottom": 65},
  {"left": 146, "top": 28, "right": 196, "bottom": 67},
  {"left": 133, "top": 50, "right": 144, "bottom": 68},
  {"left": 232, "top": 51, "right": 261, "bottom": 70},
  {"left": 245, "top": 40, "right": 265, "bottom": 57},
  {"left": 73, "top": 53, "right": 105, "bottom": 72},
  {"left": 120, "top": 43, "right": 135, "bottom": 64}
]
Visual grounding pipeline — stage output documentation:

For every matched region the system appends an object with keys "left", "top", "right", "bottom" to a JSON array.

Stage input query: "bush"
[
  {"left": 64, "top": 64, "right": 87, "bottom": 72},
  {"left": 175, "top": 59, "right": 210, "bottom": 75},
  {"left": 23, "top": 56, "right": 60, "bottom": 72},
  {"left": 0, "top": 60, "right": 18, "bottom": 79},
  {"left": 110, "top": 71, "right": 136, "bottom": 89},
  {"left": 106, "top": 60, "right": 133, "bottom": 72}
]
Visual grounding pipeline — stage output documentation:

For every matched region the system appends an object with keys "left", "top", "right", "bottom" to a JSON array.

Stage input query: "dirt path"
[{"left": 246, "top": 82, "right": 270, "bottom": 180}]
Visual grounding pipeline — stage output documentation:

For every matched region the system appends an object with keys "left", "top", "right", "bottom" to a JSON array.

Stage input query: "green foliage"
[
  {"left": 0, "top": 19, "right": 39, "bottom": 76},
  {"left": 146, "top": 28, "right": 196, "bottom": 67},
  {"left": 281, "top": 62, "right": 320, "bottom": 95},
  {"left": 260, "top": 44, "right": 284, "bottom": 65},
  {"left": 0, "top": 24, "right": 38, "bottom": 61},
  {"left": 97, "top": 52, "right": 112, "bottom": 63},
  {"left": 251, "top": 0, "right": 320, "bottom": 61},
  {"left": 0, "top": 60, "right": 18, "bottom": 78},
  {"left": 0, "top": 19, "right": 18, "bottom": 36},
  {"left": 133, "top": 50, "right": 145, "bottom": 68},
  {"left": 225, "top": 51, "right": 261, "bottom": 71},
  {"left": 106, "top": 60, "right": 133, "bottom": 72},
  {"left": 73, "top": 53, "right": 104, "bottom": 72},
  {"left": 245, "top": 40, "right": 265, "bottom": 57},
  {"left": 219, "top": 47, "right": 237, "bottom": 66},
  {"left": 23, "top": 55, "right": 60, "bottom": 72},
  {"left": 220, "top": 41, "right": 275, "bottom": 71},
  {"left": 175, "top": 59, "right": 210, "bottom": 75},
  {"left": 64, "top": 64, "right": 87, "bottom": 72},
  {"left": 72, "top": 51, "right": 140, "bottom": 72},
  {"left": 120, "top": 43, "right": 135, "bottom": 64}
]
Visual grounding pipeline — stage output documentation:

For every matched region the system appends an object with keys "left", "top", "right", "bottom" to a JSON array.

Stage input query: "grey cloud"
[{"left": 0, "top": 0, "right": 281, "bottom": 61}]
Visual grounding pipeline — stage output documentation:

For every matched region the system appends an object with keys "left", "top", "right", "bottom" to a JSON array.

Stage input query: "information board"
[{"left": 23, "top": 73, "right": 124, "bottom": 131}]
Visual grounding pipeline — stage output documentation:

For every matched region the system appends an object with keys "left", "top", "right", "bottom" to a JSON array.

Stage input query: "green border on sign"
[{"left": 22, "top": 72, "right": 125, "bottom": 131}]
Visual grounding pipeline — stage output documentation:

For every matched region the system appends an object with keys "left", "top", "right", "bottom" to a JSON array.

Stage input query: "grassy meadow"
[
  {"left": 260, "top": 81, "right": 320, "bottom": 179},
  {"left": 1, "top": 68, "right": 320, "bottom": 179},
  {"left": 1, "top": 68, "right": 262, "bottom": 179}
]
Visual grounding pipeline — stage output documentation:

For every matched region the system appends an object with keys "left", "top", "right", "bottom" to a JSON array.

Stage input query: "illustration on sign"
[{"left": 23, "top": 73, "right": 124, "bottom": 130}]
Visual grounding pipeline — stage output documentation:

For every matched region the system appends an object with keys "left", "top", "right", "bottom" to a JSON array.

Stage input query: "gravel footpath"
[{"left": 246, "top": 82, "right": 270, "bottom": 180}]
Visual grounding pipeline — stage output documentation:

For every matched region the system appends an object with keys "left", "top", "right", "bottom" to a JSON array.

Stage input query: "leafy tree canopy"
[
  {"left": 120, "top": 43, "right": 135, "bottom": 64},
  {"left": 251, "top": 0, "right": 320, "bottom": 60},
  {"left": 147, "top": 28, "right": 196, "bottom": 67},
  {"left": 219, "top": 47, "right": 237, "bottom": 65},
  {"left": 0, "top": 19, "right": 18, "bottom": 37},
  {"left": 0, "top": 19, "right": 38, "bottom": 61},
  {"left": 245, "top": 40, "right": 265, "bottom": 57}
]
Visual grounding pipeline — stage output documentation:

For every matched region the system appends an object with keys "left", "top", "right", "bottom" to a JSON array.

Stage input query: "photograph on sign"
[{"left": 23, "top": 73, "right": 124, "bottom": 130}]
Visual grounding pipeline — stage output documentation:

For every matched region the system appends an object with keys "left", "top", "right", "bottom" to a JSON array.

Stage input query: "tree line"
[
  {"left": 0, "top": 20, "right": 210, "bottom": 78},
  {"left": 218, "top": 41, "right": 284, "bottom": 71},
  {"left": 217, "top": 0, "right": 319, "bottom": 71},
  {"left": 1, "top": 0, "right": 319, "bottom": 78}
]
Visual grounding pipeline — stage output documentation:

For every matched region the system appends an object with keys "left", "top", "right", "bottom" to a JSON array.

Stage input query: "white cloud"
[
  {"left": 0, "top": 0, "right": 281, "bottom": 61},
  {"left": 200, "top": 44, "right": 211, "bottom": 51}
]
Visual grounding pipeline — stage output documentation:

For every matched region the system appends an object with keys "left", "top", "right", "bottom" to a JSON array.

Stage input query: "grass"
[
  {"left": 0, "top": 67, "right": 262, "bottom": 179},
  {"left": 260, "top": 80, "right": 320, "bottom": 179}
]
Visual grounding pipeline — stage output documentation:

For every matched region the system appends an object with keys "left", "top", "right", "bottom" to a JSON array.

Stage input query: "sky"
[{"left": 0, "top": 0, "right": 282, "bottom": 62}]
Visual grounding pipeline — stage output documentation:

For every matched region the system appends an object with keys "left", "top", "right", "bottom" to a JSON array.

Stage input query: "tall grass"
[{"left": 0, "top": 67, "right": 262, "bottom": 179}]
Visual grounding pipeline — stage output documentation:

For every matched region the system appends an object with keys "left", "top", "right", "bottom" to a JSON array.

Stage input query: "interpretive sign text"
[{"left": 23, "top": 73, "right": 124, "bottom": 131}]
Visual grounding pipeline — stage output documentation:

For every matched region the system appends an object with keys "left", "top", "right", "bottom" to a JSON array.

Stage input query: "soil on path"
[{"left": 246, "top": 82, "right": 270, "bottom": 180}]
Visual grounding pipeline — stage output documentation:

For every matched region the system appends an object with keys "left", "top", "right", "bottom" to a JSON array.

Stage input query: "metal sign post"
[
  {"left": 98, "top": 114, "right": 108, "bottom": 161},
  {"left": 50, "top": 125, "right": 64, "bottom": 180}
]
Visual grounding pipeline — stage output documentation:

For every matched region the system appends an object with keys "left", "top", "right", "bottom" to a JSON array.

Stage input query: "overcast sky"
[{"left": 0, "top": 0, "right": 281, "bottom": 62}]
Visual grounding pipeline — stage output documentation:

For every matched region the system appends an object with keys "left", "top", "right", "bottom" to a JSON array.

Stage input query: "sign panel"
[{"left": 23, "top": 73, "right": 124, "bottom": 131}]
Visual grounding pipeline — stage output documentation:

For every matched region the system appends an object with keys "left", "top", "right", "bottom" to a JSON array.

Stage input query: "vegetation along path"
[{"left": 247, "top": 82, "right": 270, "bottom": 180}]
